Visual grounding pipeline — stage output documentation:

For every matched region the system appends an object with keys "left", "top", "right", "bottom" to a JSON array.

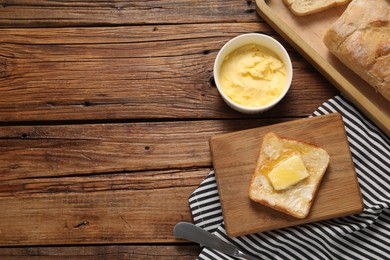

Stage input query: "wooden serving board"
[
  {"left": 255, "top": 0, "right": 390, "bottom": 137},
  {"left": 209, "top": 113, "right": 363, "bottom": 237}
]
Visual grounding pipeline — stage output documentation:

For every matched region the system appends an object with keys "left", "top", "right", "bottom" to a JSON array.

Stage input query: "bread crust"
[
  {"left": 250, "top": 197, "right": 311, "bottom": 218},
  {"left": 323, "top": 0, "right": 390, "bottom": 101}
]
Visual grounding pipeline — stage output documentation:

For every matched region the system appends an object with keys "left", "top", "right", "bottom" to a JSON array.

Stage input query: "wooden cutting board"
[{"left": 209, "top": 113, "right": 363, "bottom": 237}]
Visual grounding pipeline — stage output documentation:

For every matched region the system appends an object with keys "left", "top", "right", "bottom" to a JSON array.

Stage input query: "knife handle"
[
  {"left": 173, "top": 222, "right": 229, "bottom": 248},
  {"left": 173, "top": 222, "right": 259, "bottom": 260}
]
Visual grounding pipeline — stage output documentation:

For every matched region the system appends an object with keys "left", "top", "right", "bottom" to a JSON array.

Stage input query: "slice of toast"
[
  {"left": 283, "top": 0, "right": 351, "bottom": 16},
  {"left": 248, "top": 132, "right": 330, "bottom": 218}
]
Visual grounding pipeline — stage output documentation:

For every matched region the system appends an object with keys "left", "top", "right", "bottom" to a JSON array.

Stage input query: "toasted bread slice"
[
  {"left": 249, "top": 132, "right": 330, "bottom": 218},
  {"left": 283, "top": 0, "right": 351, "bottom": 16}
]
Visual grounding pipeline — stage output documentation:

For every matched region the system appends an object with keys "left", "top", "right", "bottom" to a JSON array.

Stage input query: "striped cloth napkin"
[{"left": 189, "top": 95, "right": 390, "bottom": 260}]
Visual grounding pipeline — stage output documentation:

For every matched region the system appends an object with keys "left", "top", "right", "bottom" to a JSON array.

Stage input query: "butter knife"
[{"left": 173, "top": 222, "right": 259, "bottom": 260}]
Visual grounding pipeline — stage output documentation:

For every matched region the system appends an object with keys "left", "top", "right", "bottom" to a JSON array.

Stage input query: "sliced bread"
[
  {"left": 283, "top": 0, "right": 351, "bottom": 16},
  {"left": 248, "top": 132, "right": 330, "bottom": 218}
]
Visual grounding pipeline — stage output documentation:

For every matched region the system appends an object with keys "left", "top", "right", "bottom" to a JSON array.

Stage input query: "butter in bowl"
[{"left": 213, "top": 33, "right": 293, "bottom": 113}]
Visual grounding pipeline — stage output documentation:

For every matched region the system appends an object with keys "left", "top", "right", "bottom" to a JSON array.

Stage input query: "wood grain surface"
[
  {"left": 0, "top": 245, "right": 200, "bottom": 259},
  {"left": 0, "top": 0, "right": 258, "bottom": 27},
  {"left": 0, "top": 24, "right": 336, "bottom": 121},
  {"left": 210, "top": 113, "right": 363, "bottom": 237},
  {"left": 0, "top": 173, "right": 202, "bottom": 245},
  {"left": 0, "top": 0, "right": 344, "bottom": 257}
]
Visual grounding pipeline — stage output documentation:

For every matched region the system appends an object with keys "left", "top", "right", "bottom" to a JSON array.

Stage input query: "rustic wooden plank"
[
  {"left": 0, "top": 0, "right": 258, "bottom": 28},
  {"left": 0, "top": 244, "right": 201, "bottom": 259},
  {"left": 0, "top": 119, "right": 293, "bottom": 180},
  {"left": 0, "top": 23, "right": 338, "bottom": 122},
  {"left": 0, "top": 168, "right": 209, "bottom": 197},
  {"left": 0, "top": 23, "right": 270, "bottom": 44},
  {"left": 0, "top": 168, "right": 208, "bottom": 246}
]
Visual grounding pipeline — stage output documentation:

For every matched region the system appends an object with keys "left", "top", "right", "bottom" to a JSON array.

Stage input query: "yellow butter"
[
  {"left": 219, "top": 44, "right": 287, "bottom": 107},
  {"left": 268, "top": 155, "right": 309, "bottom": 191}
]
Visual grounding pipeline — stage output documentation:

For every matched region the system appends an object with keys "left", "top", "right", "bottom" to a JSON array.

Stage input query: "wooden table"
[{"left": 0, "top": 1, "right": 338, "bottom": 258}]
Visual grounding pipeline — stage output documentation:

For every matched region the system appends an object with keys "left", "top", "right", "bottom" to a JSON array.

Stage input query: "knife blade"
[{"left": 173, "top": 222, "right": 259, "bottom": 260}]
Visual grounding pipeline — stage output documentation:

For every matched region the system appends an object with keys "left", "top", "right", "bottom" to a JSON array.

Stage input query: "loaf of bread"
[
  {"left": 323, "top": 0, "right": 390, "bottom": 101},
  {"left": 248, "top": 132, "right": 330, "bottom": 219},
  {"left": 283, "top": 0, "right": 351, "bottom": 16}
]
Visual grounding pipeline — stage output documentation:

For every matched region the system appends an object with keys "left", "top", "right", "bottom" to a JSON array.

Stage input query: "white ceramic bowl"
[{"left": 213, "top": 33, "right": 293, "bottom": 114}]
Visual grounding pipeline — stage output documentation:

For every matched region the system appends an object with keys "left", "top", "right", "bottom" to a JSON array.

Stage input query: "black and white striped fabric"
[{"left": 189, "top": 95, "right": 390, "bottom": 260}]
